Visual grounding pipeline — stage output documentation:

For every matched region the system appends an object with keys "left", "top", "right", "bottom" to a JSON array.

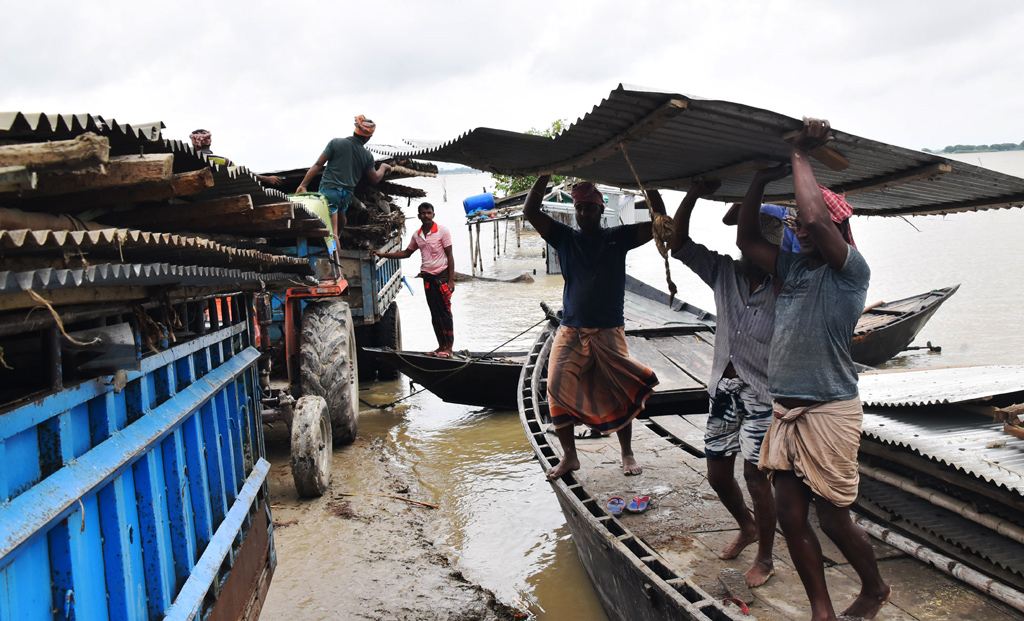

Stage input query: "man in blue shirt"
[
  {"left": 737, "top": 119, "right": 889, "bottom": 621},
  {"left": 523, "top": 175, "right": 665, "bottom": 481}
]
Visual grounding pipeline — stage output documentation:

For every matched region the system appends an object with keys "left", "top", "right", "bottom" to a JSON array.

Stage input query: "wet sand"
[{"left": 260, "top": 423, "right": 520, "bottom": 621}]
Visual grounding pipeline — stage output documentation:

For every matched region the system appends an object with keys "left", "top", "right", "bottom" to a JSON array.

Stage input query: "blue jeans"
[{"left": 320, "top": 187, "right": 353, "bottom": 215}]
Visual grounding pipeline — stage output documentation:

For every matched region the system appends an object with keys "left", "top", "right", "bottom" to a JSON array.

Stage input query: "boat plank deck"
[
  {"left": 624, "top": 336, "right": 704, "bottom": 392},
  {"left": 547, "top": 416, "right": 1024, "bottom": 620}
]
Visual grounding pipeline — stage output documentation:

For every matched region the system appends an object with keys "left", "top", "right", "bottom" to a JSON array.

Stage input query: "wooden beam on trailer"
[
  {"left": 110, "top": 195, "right": 254, "bottom": 228},
  {"left": 0, "top": 166, "right": 37, "bottom": 192},
  {"left": 31, "top": 154, "right": 174, "bottom": 196},
  {"left": 511, "top": 99, "right": 690, "bottom": 176},
  {"left": 23, "top": 168, "right": 215, "bottom": 213},
  {"left": 170, "top": 201, "right": 294, "bottom": 232},
  {"left": 0, "top": 134, "right": 110, "bottom": 172}
]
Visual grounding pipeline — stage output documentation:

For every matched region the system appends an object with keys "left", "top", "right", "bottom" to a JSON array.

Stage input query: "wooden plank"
[
  {"left": 20, "top": 168, "right": 213, "bottom": 214},
  {"left": 658, "top": 335, "right": 715, "bottom": 385},
  {"left": 781, "top": 130, "right": 851, "bottom": 171},
  {"left": 175, "top": 202, "right": 294, "bottom": 231},
  {"left": 639, "top": 159, "right": 778, "bottom": 191},
  {"left": 514, "top": 99, "right": 689, "bottom": 176},
  {"left": 649, "top": 414, "right": 708, "bottom": 454},
  {"left": 624, "top": 336, "right": 703, "bottom": 392},
  {"left": 0, "top": 134, "right": 110, "bottom": 171},
  {"left": 33, "top": 154, "right": 174, "bottom": 196},
  {"left": 837, "top": 163, "right": 952, "bottom": 198},
  {"left": 112, "top": 195, "right": 254, "bottom": 228},
  {"left": 0, "top": 166, "right": 36, "bottom": 192}
]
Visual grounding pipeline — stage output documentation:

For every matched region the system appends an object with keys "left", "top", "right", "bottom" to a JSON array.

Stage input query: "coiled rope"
[{"left": 619, "top": 142, "right": 677, "bottom": 305}]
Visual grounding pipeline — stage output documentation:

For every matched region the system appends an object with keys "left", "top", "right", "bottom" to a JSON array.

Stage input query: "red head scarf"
[
  {"left": 818, "top": 185, "right": 856, "bottom": 247},
  {"left": 354, "top": 115, "right": 376, "bottom": 137},
  {"left": 189, "top": 129, "right": 211, "bottom": 148},
  {"left": 571, "top": 182, "right": 605, "bottom": 208}
]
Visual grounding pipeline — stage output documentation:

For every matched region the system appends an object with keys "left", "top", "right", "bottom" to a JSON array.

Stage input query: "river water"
[{"left": 355, "top": 171, "right": 1024, "bottom": 619}]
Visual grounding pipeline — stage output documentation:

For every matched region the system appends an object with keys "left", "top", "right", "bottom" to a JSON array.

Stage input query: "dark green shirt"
[{"left": 319, "top": 136, "right": 375, "bottom": 191}]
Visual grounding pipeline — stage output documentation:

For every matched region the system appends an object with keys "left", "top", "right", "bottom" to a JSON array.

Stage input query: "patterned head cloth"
[
  {"left": 818, "top": 185, "right": 856, "bottom": 247},
  {"left": 571, "top": 182, "right": 605, "bottom": 208},
  {"left": 354, "top": 115, "right": 376, "bottom": 137},
  {"left": 758, "top": 206, "right": 785, "bottom": 246},
  {"left": 189, "top": 129, "right": 211, "bottom": 148}
]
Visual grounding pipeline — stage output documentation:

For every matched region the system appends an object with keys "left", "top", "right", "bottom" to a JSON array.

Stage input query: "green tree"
[{"left": 491, "top": 119, "right": 571, "bottom": 197}]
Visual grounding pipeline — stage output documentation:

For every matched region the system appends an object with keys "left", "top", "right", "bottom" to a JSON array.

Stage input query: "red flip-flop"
[
  {"left": 626, "top": 495, "right": 650, "bottom": 514},
  {"left": 434, "top": 350, "right": 452, "bottom": 358}
]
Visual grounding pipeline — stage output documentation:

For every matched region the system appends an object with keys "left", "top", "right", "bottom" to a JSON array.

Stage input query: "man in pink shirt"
[{"left": 372, "top": 203, "right": 456, "bottom": 356}]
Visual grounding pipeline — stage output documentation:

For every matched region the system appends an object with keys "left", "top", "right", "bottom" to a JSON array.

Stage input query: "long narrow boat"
[
  {"left": 520, "top": 312, "right": 1024, "bottom": 619},
  {"left": 852, "top": 285, "right": 960, "bottom": 366},
  {"left": 369, "top": 280, "right": 958, "bottom": 410}
]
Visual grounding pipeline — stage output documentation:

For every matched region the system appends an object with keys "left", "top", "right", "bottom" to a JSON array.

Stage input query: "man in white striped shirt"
[{"left": 650, "top": 180, "right": 784, "bottom": 589}]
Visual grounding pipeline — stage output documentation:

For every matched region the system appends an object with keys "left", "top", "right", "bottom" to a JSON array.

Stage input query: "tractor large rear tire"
[
  {"left": 290, "top": 395, "right": 332, "bottom": 497},
  {"left": 300, "top": 300, "right": 359, "bottom": 445},
  {"left": 375, "top": 302, "right": 402, "bottom": 380}
]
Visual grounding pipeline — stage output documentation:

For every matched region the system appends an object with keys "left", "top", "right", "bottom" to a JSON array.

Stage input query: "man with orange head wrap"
[{"left": 297, "top": 115, "right": 393, "bottom": 233}]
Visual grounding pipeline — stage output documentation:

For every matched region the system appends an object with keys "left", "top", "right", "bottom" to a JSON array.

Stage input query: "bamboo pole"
[
  {"left": 854, "top": 513, "right": 1024, "bottom": 612},
  {"left": 468, "top": 224, "right": 476, "bottom": 274}
]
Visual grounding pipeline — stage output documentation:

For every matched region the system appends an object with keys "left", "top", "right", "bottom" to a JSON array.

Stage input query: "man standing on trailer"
[
  {"left": 653, "top": 180, "right": 782, "bottom": 588},
  {"left": 523, "top": 175, "right": 664, "bottom": 480},
  {"left": 372, "top": 202, "right": 456, "bottom": 357},
  {"left": 737, "top": 118, "right": 890, "bottom": 620},
  {"left": 296, "top": 115, "right": 393, "bottom": 234}
]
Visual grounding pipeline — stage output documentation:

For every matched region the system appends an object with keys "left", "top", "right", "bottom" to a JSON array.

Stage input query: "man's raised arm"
[
  {"left": 523, "top": 175, "right": 555, "bottom": 240},
  {"left": 737, "top": 165, "right": 791, "bottom": 276},
  {"left": 666, "top": 180, "right": 721, "bottom": 253},
  {"left": 790, "top": 118, "right": 849, "bottom": 270}
]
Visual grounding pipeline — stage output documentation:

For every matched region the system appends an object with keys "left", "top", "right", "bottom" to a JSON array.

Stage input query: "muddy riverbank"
[{"left": 260, "top": 421, "right": 521, "bottom": 621}]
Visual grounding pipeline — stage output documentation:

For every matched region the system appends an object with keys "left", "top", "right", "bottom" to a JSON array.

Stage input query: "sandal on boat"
[
  {"left": 434, "top": 350, "right": 452, "bottom": 358},
  {"left": 626, "top": 495, "right": 650, "bottom": 514},
  {"left": 606, "top": 497, "right": 625, "bottom": 516}
]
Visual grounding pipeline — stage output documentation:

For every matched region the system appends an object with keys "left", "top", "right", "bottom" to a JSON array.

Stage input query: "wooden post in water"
[
  {"left": 468, "top": 224, "right": 476, "bottom": 274},
  {"left": 474, "top": 223, "right": 483, "bottom": 274}
]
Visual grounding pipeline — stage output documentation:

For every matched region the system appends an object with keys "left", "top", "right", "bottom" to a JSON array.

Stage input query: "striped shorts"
[{"left": 705, "top": 377, "right": 773, "bottom": 463}]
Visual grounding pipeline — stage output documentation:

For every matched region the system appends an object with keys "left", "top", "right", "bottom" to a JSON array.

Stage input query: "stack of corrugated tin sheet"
[{"left": 377, "top": 84, "right": 1024, "bottom": 216}]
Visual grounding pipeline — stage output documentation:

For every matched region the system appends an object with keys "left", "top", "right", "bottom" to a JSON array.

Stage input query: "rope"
[
  {"left": 619, "top": 142, "right": 677, "bottom": 305},
  {"left": 359, "top": 314, "right": 551, "bottom": 410}
]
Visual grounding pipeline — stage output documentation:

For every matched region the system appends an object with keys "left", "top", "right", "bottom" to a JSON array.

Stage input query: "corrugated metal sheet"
[
  {"left": 376, "top": 84, "right": 1024, "bottom": 216},
  {"left": 0, "top": 228, "right": 311, "bottom": 273},
  {"left": 0, "top": 112, "right": 163, "bottom": 145},
  {"left": 859, "top": 366, "right": 1024, "bottom": 407},
  {"left": 0, "top": 263, "right": 303, "bottom": 294},
  {"left": 862, "top": 407, "right": 1024, "bottom": 495}
]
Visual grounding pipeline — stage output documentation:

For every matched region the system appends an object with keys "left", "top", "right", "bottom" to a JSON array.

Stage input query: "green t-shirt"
[{"left": 319, "top": 136, "right": 375, "bottom": 191}]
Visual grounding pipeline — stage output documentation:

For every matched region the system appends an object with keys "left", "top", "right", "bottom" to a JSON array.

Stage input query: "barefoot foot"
[
  {"left": 719, "top": 529, "right": 758, "bottom": 560},
  {"left": 546, "top": 455, "right": 581, "bottom": 481},
  {"left": 622, "top": 453, "right": 642, "bottom": 476},
  {"left": 841, "top": 585, "right": 892, "bottom": 620},
  {"left": 744, "top": 559, "right": 774, "bottom": 588}
]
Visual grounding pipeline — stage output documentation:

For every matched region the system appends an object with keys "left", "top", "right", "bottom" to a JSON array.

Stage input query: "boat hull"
[{"left": 852, "top": 285, "right": 959, "bottom": 367}]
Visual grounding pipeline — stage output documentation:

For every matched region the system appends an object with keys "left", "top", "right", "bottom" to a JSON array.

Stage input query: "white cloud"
[{"left": 2, "top": 0, "right": 1022, "bottom": 170}]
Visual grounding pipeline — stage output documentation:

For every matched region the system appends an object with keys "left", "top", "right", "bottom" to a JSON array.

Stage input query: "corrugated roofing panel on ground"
[
  {"left": 859, "top": 366, "right": 1024, "bottom": 407},
  {"left": 379, "top": 84, "right": 1024, "bottom": 216}
]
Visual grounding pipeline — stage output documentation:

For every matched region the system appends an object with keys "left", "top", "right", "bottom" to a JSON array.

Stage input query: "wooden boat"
[
  {"left": 852, "top": 285, "right": 959, "bottom": 366},
  {"left": 365, "top": 276, "right": 719, "bottom": 411},
  {"left": 362, "top": 348, "right": 529, "bottom": 410},
  {"left": 370, "top": 281, "right": 958, "bottom": 410},
  {"left": 519, "top": 317, "right": 1024, "bottom": 620}
]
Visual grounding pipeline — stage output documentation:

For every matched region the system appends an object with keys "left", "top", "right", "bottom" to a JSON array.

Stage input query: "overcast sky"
[{"left": 3, "top": 1, "right": 1022, "bottom": 172}]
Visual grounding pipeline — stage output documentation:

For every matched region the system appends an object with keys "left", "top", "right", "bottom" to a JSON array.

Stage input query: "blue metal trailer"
[{"left": 0, "top": 295, "right": 275, "bottom": 621}]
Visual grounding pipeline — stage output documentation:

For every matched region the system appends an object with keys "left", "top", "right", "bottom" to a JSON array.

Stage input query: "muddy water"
[{"left": 294, "top": 171, "right": 1024, "bottom": 619}]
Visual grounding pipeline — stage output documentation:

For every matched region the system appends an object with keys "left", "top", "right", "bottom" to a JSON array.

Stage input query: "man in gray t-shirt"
[
  {"left": 297, "top": 115, "right": 392, "bottom": 234},
  {"left": 737, "top": 119, "right": 890, "bottom": 621}
]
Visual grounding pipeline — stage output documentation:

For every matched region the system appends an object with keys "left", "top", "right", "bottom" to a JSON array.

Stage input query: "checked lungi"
[
  {"left": 547, "top": 325, "right": 659, "bottom": 435},
  {"left": 422, "top": 273, "right": 454, "bottom": 349}
]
